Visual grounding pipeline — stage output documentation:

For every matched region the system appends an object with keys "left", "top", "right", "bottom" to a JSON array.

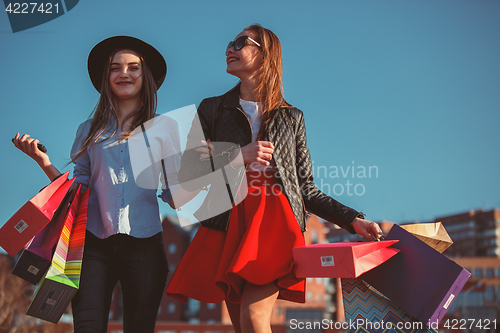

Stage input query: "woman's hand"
[
  {"left": 12, "top": 132, "right": 50, "bottom": 166},
  {"left": 12, "top": 132, "right": 61, "bottom": 181},
  {"left": 195, "top": 139, "right": 215, "bottom": 159},
  {"left": 196, "top": 140, "right": 274, "bottom": 166},
  {"left": 238, "top": 141, "right": 274, "bottom": 166},
  {"left": 352, "top": 217, "right": 384, "bottom": 241}
]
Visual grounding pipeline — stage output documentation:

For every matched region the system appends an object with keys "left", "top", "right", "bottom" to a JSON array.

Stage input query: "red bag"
[
  {"left": 11, "top": 183, "right": 78, "bottom": 284},
  {"left": 0, "top": 172, "right": 75, "bottom": 256},
  {"left": 292, "top": 240, "right": 400, "bottom": 278}
]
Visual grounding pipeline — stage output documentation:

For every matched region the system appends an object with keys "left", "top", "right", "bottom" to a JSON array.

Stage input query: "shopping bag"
[
  {"left": 341, "top": 278, "right": 437, "bottom": 333},
  {"left": 12, "top": 183, "right": 79, "bottom": 284},
  {"left": 360, "top": 224, "right": 471, "bottom": 326},
  {"left": 292, "top": 241, "right": 400, "bottom": 278},
  {"left": 400, "top": 222, "right": 452, "bottom": 253},
  {"left": 0, "top": 171, "right": 75, "bottom": 256},
  {"left": 26, "top": 186, "right": 88, "bottom": 324}
]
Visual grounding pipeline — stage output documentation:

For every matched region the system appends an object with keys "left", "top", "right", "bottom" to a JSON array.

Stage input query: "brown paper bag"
[{"left": 399, "top": 222, "right": 452, "bottom": 253}]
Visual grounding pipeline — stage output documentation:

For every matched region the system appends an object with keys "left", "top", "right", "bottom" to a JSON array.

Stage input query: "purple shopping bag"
[{"left": 360, "top": 224, "right": 470, "bottom": 326}]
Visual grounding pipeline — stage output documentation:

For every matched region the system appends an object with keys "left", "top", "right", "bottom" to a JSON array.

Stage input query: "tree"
[{"left": 0, "top": 254, "right": 72, "bottom": 333}]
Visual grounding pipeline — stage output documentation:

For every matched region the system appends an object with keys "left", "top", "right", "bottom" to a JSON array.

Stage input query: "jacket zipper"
[
  {"left": 236, "top": 105, "right": 254, "bottom": 143},
  {"left": 219, "top": 105, "right": 253, "bottom": 230}
]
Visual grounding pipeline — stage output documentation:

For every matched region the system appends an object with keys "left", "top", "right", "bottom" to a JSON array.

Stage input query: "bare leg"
[{"left": 239, "top": 282, "right": 280, "bottom": 333}]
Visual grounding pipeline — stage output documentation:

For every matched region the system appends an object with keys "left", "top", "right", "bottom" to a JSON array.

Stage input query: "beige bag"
[{"left": 399, "top": 222, "right": 453, "bottom": 253}]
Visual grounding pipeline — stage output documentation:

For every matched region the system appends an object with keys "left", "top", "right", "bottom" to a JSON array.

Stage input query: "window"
[
  {"left": 307, "top": 291, "right": 313, "bottom": 302},
  {"left": 206, "top": 303, "right": 216, "bottom": 310},
  {"left": 485, "top": 268, "right": 494, "bottom": 278},
  {"left": 168, "top": 243, "right": 177, "bottom": 254},
  {"left": 312, "top": 230, "right": 318, "bottom": 243},
  {"left": 497, "top": 286, "right": 500, "bottom": 301},
  {"left": 317, "top": 294, "right": 322, "bottom": 302},
  {"left": 168, "top": 303, "right": 175, "bottom": 313},
  {"left": 473, "top": 268, "right": 483, "bottom": 278},
  {"left": 315, "top": 278, "right": 323, "bottom": 285},
  {"left": 187, "top": 299, "right": 200, "bottom": 316},
  {"left": 485, "top": 285, "right": 494, "bottom": 302}
]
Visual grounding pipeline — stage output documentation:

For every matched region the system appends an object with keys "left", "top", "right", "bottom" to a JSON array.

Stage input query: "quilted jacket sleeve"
[{"left": 294, "top": 109, "right": 358, "bottom": 234}]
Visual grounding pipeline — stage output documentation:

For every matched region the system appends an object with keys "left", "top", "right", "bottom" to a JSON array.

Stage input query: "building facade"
[
  {"left": 438, "top": 209, "right": 500, "bottom": 257},
  {"left": 447, "top": 256, "right": 500, "bottom": 328}
]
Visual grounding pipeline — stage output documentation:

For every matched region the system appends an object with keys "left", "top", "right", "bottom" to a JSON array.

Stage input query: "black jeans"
[{"left": 71, "top": 231, "right": 169, "bottom": 333}]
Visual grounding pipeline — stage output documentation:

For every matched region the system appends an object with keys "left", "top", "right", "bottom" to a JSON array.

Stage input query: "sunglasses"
[{"left": 226, "top": 36, "right": 261, "bottom": 54}]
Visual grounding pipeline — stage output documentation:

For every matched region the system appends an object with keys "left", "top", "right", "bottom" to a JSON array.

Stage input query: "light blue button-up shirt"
[{"left": 71, "top": 117, "right": 180, "bottom": 239}]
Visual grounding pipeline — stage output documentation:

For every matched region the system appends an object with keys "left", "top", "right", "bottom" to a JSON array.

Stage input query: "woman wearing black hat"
[{"left": 13, "top": 36, "right": 180, "bottom": 332}]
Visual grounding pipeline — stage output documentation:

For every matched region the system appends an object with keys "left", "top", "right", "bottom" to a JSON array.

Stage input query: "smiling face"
[
  {"left": 226, "top": 30, "right": 264, "bottom": 80},
  {"left": 108, "top": 49, "right": 143, "bottom": 102}
]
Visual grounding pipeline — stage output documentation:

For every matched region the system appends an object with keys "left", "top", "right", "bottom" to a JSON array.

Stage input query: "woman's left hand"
[{"left": 352, "top": 217, "right": 384, "bottom": 241}]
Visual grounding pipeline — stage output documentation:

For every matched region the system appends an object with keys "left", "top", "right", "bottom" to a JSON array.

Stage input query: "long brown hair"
[
  {"left": 72, "top": 48, "right": 158, "bottom": 162},
  {"left": 243, "top": 24, "right": 291, "bottom": 139}
]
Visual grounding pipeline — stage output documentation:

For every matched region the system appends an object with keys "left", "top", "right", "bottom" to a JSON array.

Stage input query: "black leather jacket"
[{"left": 178, "top": 86, "right": 360, "bottom": 233}]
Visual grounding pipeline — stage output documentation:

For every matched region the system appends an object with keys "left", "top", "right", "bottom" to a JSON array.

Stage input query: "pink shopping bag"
[
  {"left": 0, "top": 171, "right": 75, "bottom": 256},
  {"left": 293, "top": 240, "right": 399, "bottom": 278}
]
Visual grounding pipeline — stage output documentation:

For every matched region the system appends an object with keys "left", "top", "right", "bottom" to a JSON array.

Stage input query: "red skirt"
[{"left": 165, "top": 171, "right": 305, "bottom": 304}]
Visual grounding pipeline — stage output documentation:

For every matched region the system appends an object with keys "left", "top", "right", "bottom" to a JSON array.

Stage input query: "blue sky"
[{"left": 1, "top": 0, "right": 499, "bottom": 235}]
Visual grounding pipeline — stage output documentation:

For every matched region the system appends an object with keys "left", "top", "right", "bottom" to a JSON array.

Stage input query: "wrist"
[
  {"left": 37, "top": 156, "right": 52, "bottom": 169},
  {"left": 229, "top": 148, "right": 244, "bottom": 167},
  {"left": 354, "top": 212, "right": 366, "bottom": 221},
  {"left": 350, "top": 212, "right": 366, "bottom": 231}
]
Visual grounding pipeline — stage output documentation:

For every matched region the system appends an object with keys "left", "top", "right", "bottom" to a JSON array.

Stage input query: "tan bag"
[{"left": 399, "top": 222, "right": 453, "bottom": 253}]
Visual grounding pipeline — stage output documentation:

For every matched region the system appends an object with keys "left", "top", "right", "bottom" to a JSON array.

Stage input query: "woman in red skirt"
[{"left": 166, "top": 24, "right": 383, "bottom": 333}]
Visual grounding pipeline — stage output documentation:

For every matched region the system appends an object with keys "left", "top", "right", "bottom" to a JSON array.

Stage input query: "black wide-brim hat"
[{"left": 88, "top": 36, "right": 167, "bottom": 92}]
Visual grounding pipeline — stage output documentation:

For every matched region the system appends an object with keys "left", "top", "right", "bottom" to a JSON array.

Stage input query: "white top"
[
  {"left": 239, "top": 98, "right": 261, "bottom": 142},
  {"left": 239, "top": 98, "right": 276, "bottom": 174}
]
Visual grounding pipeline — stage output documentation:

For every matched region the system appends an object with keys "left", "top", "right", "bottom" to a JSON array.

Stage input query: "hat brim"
[{"left": 88, "top": 36, "right": 166, "bottom": 92}]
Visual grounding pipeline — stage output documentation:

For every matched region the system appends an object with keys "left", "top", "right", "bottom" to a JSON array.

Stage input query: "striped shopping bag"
[
  {"left": 341, "top": 278, "right": 437, "bottom": 333},
  {"left": 12, "top": 183, "right": 79, "bottom": 284},
  {"left": 26, "top": 186, "right": 88, "bottom": 324}
]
